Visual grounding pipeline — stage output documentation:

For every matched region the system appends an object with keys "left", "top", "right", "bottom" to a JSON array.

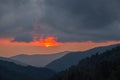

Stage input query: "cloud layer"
[{"left": 0, "top": 0, "right": 120, "bottom": 42}]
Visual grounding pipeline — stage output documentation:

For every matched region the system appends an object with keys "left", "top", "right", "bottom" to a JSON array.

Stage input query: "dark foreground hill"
[
  {"left": 0, "top": 59, "right": 55, "bottom": 80},
  {"left": 50, "top": 46, "right": 120, "bottom": 80}
]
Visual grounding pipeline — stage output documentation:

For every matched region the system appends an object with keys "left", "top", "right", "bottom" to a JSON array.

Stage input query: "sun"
[{"left": 38, "top": 36, "right": 61, "bottom": 47}]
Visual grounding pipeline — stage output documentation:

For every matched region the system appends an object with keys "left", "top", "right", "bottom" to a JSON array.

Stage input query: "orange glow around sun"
[{"left": 35, "top": 36, "right": 61, "bottom": 47}]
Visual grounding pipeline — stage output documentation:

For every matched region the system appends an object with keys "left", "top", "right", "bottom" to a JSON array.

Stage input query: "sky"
[{"left": 0, "top": 0, "right": 120, "bottom": 57}]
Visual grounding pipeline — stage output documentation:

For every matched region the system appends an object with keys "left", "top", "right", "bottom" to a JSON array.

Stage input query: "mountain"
[
  {"left": 0, "top": 57, "right": 28, "bottom": 66},
  {"left": 49, "top": 46, "right": 120, "bottom": 80},
  {"left": 0, "top": 59, "right": 55, "bottom": 80},
  {"left": 46, "top": 44, "right": 120, "bottom": 72},
  {"left": 10, "top": 52, "right": 69, "bottom": 67}
]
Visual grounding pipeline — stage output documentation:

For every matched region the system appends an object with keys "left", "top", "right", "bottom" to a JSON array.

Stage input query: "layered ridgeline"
[
  {"left": 10, "top": 52, "right": 69, "bottom": 67},
  {"left": 46, "top": 44, "right": 120, "bottom": 72},
  {"left": 0, "top": 57, "right": 28, "bottom": 66},
  {"left": 50, "top": 46, "right": 120, "bottom": 80},
  {"left": 0, "top": 58, "right": 55, "bottom": 80}
]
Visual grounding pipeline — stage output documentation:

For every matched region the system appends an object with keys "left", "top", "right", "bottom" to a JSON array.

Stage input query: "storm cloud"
[{"left": 0, "top": 0, "right": 120, "bottom": 42}]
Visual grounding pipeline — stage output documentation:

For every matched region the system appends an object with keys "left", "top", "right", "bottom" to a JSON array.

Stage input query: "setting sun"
[{"left": 38, "top": 36, "right": 61, "bottom": 47}]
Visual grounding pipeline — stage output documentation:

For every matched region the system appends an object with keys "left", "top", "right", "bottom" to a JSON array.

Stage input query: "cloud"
[
  {"left": 44, "top": 0, "right": 120, "bottom": 42},
  {"left": 0, "top": 0, "right": 44, "bottom": 38},
  {"left": 12, "top": 33, "right": 33, "bottom": 42},
  {"left": 0, "top": 0, "right": 120, "bottom": 42}
]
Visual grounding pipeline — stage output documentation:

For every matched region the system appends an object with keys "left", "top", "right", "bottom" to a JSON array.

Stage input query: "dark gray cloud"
[
  {"left": 44, "top": 0, "right": 120, "bottom": 42},
  {"left": 0, "top": 0, "right": 120, "bottom": 42},
  {"left": 0, "top": 0, "right": 45, "bottom": 41},
  {"left": 12, "top": 33, "right": 33, "bottom": 42}
]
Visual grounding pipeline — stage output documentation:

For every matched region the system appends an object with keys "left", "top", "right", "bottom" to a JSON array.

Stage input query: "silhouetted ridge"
[
  {"left": 0, "top": 59, "right": 55, "bottom": 80},
  {"left": 46, "top": 44, "right": 120, "bottom": 72},
  {"left": 49, "top": 46, "right": 120, "bottom": 80}
]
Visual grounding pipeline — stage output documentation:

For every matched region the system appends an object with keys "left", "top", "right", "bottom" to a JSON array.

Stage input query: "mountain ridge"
[
  {"left": 46, "top": 44, "right": 120, "bottom": 72},
  {"left": 0, "top": 57, "right": 28, "bottom": 66},
  {"left": 49, "top": 46, "right": 120, "bottom": 80},
  {"left": 0, "top": 59, "right": 55, "bottom": 80},
  {"left": 10, "top": 51, "right": 70, "bottom": 67}
]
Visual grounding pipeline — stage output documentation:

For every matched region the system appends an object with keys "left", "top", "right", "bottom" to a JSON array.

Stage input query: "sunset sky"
[{"left": 0, "top": 0, "right": 120, "bottom": 57}]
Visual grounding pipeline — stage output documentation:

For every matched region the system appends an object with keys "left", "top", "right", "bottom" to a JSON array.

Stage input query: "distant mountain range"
[
  {"left": 46, "top": 44, "right": 120, "bottom": 72},
  {"left": 10, "top": 51, "right": 69, "bottom": 67},
  {"left": 0, "top": 57, "right": 28, "bottom": 66},
  {"left": 5, "top": 44, "right": 120, "bottom": 72}
]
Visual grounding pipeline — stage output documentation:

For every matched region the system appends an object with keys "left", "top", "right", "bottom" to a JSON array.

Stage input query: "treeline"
[{"left": 50, "top": 46, "right": 120, "bottom": 80}]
